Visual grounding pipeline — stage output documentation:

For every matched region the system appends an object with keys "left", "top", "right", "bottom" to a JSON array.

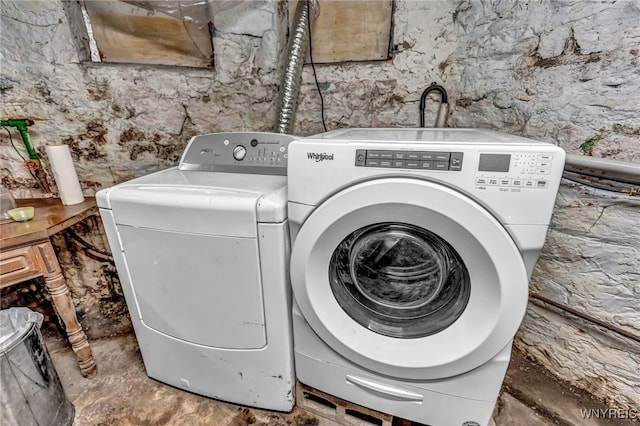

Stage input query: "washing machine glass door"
[
  {"left": 330, "top": 222, "right": 470, "bottom": 339},
  {"left": 290, "top": 177, "right": 529, "bottom": 380}
]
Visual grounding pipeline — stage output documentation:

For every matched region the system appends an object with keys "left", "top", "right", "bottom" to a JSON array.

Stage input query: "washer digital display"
[{"left": 478, "top": 153, "right": 511, "bottom": 172}]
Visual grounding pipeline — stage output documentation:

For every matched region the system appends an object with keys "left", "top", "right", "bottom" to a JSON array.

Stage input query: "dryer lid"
[{"left": 98, "top": 168, "right": 287, "bottom": 236}]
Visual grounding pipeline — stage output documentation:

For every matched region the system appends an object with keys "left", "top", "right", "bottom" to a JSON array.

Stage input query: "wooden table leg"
[{"left": 36, "top": 241, "right": 97, "bottom": 378}]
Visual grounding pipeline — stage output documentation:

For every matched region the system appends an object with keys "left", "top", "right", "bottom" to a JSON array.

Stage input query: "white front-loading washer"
[
  {"left": 97, "top": 132, "right": 296, "bottom": 411},
  {"left": 287, "top": 128, "right": 565, "bottom": 426}
]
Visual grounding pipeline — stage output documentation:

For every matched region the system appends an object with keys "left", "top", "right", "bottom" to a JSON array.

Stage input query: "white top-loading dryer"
[{"left": 97, "top": 132, "right": 296, "bottom": 411}]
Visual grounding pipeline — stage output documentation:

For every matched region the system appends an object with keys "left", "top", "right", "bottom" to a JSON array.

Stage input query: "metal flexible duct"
[{"left": 276, "top": 0, "right": 319, "bottom": 134}]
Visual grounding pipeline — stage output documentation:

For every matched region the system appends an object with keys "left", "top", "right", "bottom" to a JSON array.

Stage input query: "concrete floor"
[{"left": 43, "top": 332, "right": 631, "bottom": 426}]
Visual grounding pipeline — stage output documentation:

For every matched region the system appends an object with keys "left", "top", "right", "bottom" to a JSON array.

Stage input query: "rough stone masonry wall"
[
  {"left": 445, "top": 0, "right": 640, "bottom": 411},
  {"left": 1, "top": 0, "right": 638, "bottom": 410},
  {"left": 1, "top": 0, "right": 289, "bottom": 337}
]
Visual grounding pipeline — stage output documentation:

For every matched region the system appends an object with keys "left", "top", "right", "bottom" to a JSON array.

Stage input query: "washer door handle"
[{"left": 346, "top": 375, "right": 424, "bottom": 402}]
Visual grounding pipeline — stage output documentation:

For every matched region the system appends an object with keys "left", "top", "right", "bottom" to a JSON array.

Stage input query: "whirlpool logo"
[{"left": 307, "top": 152, "right": 335, "bottom": 162}]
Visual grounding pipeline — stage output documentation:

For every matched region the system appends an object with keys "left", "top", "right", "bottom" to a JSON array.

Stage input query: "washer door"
[{"left": 290, "top": 178, "right": 529, "bottom": 380}]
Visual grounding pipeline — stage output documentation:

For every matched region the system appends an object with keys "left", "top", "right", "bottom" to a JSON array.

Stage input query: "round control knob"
[{"left": 233, "top": 145, "right": 247, "bottom": 161}]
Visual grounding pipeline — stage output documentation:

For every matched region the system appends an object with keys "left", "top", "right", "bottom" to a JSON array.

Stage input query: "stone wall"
[
  {"left": 1, "top": 0, "right": 638, "bottom": 410},
  {"left": 442, "top": 0, "right": 640, "bottom": 411},
  {"left": 1, "top": 0, "right": 289, "bottom": 339}
]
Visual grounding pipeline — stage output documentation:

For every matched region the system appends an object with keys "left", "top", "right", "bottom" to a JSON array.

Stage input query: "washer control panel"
[
  {"left": 355, "top": 149, "right": 464, "bottom": 171},
  {"left": 179, "top": 132, "right": 295, "bottom": 175},
  {"left": 475, "top": 153, "right": 555, "bottom": 190}
]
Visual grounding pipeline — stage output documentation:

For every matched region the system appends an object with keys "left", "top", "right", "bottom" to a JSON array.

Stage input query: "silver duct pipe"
[{"left": 276, "top": 0, "right": 319, "bottom": 134}]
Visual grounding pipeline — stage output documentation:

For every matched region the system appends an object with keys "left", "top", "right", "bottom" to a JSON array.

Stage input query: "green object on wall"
[
  {"left": 1, "top": 118, "right": 51, "bottom": 193},
  {"left": 0, "top": 118, "right": 39, "bottom": 160}
]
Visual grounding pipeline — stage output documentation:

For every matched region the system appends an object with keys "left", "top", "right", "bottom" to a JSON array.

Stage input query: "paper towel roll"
[{"left": 46, "top": 145, "right": 84, "bottom": 205}]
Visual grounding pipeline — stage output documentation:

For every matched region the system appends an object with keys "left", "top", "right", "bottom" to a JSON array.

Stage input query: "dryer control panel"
[{"left": 179, "top": 132, "right": 296, "bottom": 175}]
